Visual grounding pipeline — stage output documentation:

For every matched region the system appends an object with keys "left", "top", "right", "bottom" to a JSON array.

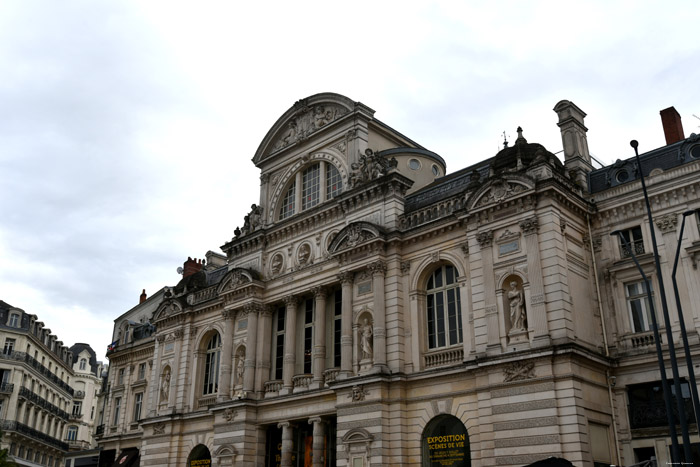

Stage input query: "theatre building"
[{"left": 96, "top": 93, "right": 700, "bottom": 466}]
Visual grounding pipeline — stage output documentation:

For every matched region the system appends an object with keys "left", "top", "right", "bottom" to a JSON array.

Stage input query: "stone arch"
[
  {"left": 420, "top": 414, "right": 470, "bottom": 467},
  {"left": 186, "top": 443, "right": 212, "bottom": 467},
  {"left": 465, "top": 175, "right": 533, "bottom": 210},
  {"left": 268, "top": 151, "right": 349, "bottom": 223},
  {"left": 410, "top": 252, "right": 466, "bottom": 292}
]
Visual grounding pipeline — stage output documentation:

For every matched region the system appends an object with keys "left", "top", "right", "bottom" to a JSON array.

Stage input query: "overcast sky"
[{"left": 1, "top": 1, "right": 698, "bottom": 361}]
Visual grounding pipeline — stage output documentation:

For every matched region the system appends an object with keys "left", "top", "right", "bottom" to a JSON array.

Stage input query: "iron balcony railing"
[
  {"left": 0, "top": 420, "right": 69, "bottom": 451},
  {"left": 0, "top": 382, "right": 14, "bottom": 394},
  {"left": 0, "top": 350, "right": 73, "bottom": 395},
  {"left": 628, "top": 399, "right": 696, "bottom": 429},
  {"left": 18, "top": 386, "right": 71, "bottom": 420}
]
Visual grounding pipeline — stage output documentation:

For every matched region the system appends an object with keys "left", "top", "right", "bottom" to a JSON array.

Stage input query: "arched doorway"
[
  {"left": 421, "top": 414, "right": 470, "bottom": 467},
  {"left": 187, "top": 444, "right": 212, "bottom": 467}
]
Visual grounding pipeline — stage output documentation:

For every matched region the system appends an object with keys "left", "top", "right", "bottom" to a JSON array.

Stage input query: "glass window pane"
[
  {"left": 280, "top": 182, "right": 296, "bottom": 220},
  {"left": 302, "top": 164, "right": 320, "bottom": 210},
  {"left": 427, "top": 295, "right": 435, "bottom": 349},
  {"left": 326, "top": 164, "right": 343, "bottom": 199},
  {"left": 436, "top": 292, "right": 446, "bottom": 348}
]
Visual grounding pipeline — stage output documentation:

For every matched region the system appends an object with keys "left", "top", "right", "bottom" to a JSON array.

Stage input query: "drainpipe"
[{"left": 588, "top": 213, "right": 621, "bottom": 466}]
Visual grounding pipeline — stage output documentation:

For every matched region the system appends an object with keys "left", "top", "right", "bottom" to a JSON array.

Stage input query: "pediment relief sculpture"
[
  {"left": 329, "top": 222, "right": 383, "bottom": 253},
  {"left": 476, "top": 179, "right": 527, "bottom": 207},
  {"left": 349, "top": 149, "right": 398, "bottom": 188},
  {"left": 271, "top": 104, "right": 348, "bottom": 152},
  {"left": 156, "top": 300, "right": 183, "bottom": 321}
]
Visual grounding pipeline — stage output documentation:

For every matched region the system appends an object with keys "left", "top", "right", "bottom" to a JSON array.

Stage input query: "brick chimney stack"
[
  {"left": 140, "top": 289, "right": 147, "bottom": 304},
  {"left": 660, "top": 107, "right": 685, "bottom": 145},
  {"left": 183, "top": 257, "right": 205, "bottom": 278}
]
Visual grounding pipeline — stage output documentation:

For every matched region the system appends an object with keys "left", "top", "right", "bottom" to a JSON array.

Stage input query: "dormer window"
[
  {"left": 278, "top": 162, "right": 343, "bottom": 220},
  {"left": 79, "top": 358, "right": 87, "bottom": 371},
  {"left": 8, "top": 313, "right": 19, "bottom": 328}
]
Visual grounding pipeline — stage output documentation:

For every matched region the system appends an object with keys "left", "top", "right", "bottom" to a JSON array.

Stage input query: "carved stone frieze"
[
  {"left": 503, "top": 361, "right": 535, "bottom": 382},
  {"left": 655, "top": 212, "right": 678, "bottom": 233},
  {"left": 348, "top": 385, "right": 369, "bottom": 402},
  {"left": 272, "top": 104, "right": 348, "bottom": 152},
  {"left": 153, "top": 422, "right": 165, "bottom": 435}
]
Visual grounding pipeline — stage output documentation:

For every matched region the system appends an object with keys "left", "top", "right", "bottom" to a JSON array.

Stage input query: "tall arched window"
[
  {"left": 203, "top": 334, "right": 221, "bottom": 395},
  {"left": 426, "top": 265, "right": 463, "bottom": 349},
  {"left": 278, "top": 161, "right": 343, "bottom": 220}
]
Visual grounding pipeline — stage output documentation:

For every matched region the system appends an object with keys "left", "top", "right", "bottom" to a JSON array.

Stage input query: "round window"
[
  {"left": 408, "top": 158, "right": 421, "bottom": 170},
  {"left": 616, "top": 170, "right": 629, "bottom": 183},
  {"left": 691, "top": 145, "right": 700, "bottom": 159},
  {"left": 432, "top": 164, "right": 440, "bottom": 176}
]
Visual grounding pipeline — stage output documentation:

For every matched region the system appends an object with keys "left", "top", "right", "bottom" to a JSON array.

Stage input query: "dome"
[{"left": 491, "top": 127, "right": 562, "bottom": 173}]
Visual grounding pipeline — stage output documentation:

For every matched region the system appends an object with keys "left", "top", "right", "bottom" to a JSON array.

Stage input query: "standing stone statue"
[
  {"left": 160, "top": 368, "right": 171, "bottom": 403},
  {"left": 508, "top": 281, "right": 526, "bottom": 331},
  {"left": 361, "top": 319, "right": 373, "bottom": 360}
]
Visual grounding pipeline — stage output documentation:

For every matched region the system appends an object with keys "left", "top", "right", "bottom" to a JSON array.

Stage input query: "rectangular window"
[
  {"left": 333, "top": 289, "right": 342, "bottom": 368},
  {"left": 133, "top": 393, "right": 143, "bottom": 421},
  {"left": 138, "top": 363, "right": 146, "bottom": 380},
  {"left": 9, "top": 313, "right": 19, "bottom": 327},
  {"left": 66, "top": 426, "right": 78, "bottom": 441},
  {"left": 626, "top": 280, "right": 654, "bottom": 332},
  {"left": 303, "top": 298, "right": 313, "bottom": 374},
  {"left": 72, "top": 401, "right": 82, "bottom": 416},
  {"left": 326, "top": 163, "right": 343, "bottom": 199},
  {"left": 274, "top": 307, "right": 285, "bottom": 380},
  {"left": 628, "top": 380, "right": 695, "bottom": 429},
  {"left": 117, "top": 368, "right": 124, "bottom": 385},
  {"left": 2, "top": 338, "right": 15, "bottom": 355},
  {"left": 302, "top": 164, "right": 320, "bottom": 210},
  {"left": 619, "top": 226, "right": 644, "bottom": 257},
  {"left": 113, "top": 397, "right": 121, "bottom": 425}
]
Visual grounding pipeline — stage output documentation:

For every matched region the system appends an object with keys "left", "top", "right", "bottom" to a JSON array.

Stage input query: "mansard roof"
[{"left": 588, "top": 133, "right": 700, "bottom": 193}]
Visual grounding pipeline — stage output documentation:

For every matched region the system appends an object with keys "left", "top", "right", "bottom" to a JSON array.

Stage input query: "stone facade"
[
  {"left": 96, "top": 93, "right": 700, "bottom": 466},
  {"left": 0, "top": 302, "right": 105, "bottom": 466}
]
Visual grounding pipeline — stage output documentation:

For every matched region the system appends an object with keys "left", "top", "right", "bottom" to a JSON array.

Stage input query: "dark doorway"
[{"left": 421, "top": 414, "right": 470, "bottom": 467}]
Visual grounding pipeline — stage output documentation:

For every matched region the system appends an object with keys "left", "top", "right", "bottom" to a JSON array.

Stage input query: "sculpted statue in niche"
[
  {"left": 360, "top": 318, "right": 373, "bottom": 360},
  {"left": 236, "top": 354, "right": 245, "bottom": 383},
  {"left": 270, "top": 253, "right": 284, "bottom": 275},
  {"left": 508, "top": 281, "right": 527, "bottom": 332},
  {"left": 160, "top": 367, "right": 171, "bottom": 404},
  {"left": 297, "top": 243, "right": 311, "bottom": 266}
]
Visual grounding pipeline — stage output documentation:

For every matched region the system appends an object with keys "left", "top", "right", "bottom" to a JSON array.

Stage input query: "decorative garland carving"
[{"left": 503, "top": 361, "right": 535, "bottom": 382}]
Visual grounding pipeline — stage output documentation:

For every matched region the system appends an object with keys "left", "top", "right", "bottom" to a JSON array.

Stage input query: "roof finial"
[
  {"left": 515, "top": 126, "right": 527, "bottom": 145},
  {"left": 502, "top": 131, "right": 509, "bottom": 148}
]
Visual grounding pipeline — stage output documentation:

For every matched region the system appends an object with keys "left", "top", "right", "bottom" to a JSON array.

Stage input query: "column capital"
[
  {"left": 241, "top": 303, "right": 258, "bottom": 317},
  {"left": 258, "top": 304, "right": 272, "bottom": 317},
  {"left": 476, "top": 230, "right": 493, "bottom": 248},
  {"left": 368, "top": 260, "right": 387, "bottom": 277},
  {"left": 284, "top": 295, "right": 298, "bottom": 307},
  {"left": 311, "top": 286, "right": 327, "bottom": 299},
  {"left": 338, "top": 272, "right": 354, "bottom": 285},
  {"left": 221, "top": 309, "right": 236, "bottom": 320},
  {"left": 278, "top": 421, "right": 294, "bottom": 429},
  {"left": 308, "top": 416, "right": 324, "bottom": 425},
  {"left": 519, "top": 217, "right": 539, "bottom": 235}
]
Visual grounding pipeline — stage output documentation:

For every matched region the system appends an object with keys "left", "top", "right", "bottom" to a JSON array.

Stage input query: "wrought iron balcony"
[
  {"left": 18, "top": 386, "right": 71, "bottom": 420},
  {"left": 0, "top": 382, "right": 14, "bottom": 394},
  {"left": 0, "top": 351, "right": 73, "bottom": 395},
  {"left": 628, "top": 399, "right": 696, "bottom": 429},
  {"left": 621, "top": 240, "right": 645, "bottom": 258},
  {"left": 95, "top": 424, "right": 105, "bottom": 437},
  {"left": 1, "top": 420, "right": 69, "bottom": 451}
]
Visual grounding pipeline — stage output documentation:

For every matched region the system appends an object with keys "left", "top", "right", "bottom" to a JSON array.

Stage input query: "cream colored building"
[
  {"left": 0, "top": 302, "right": 103, "bottom": 466},
  {"left": 96, "top": 93, "right": 700, "bottom": 466}
]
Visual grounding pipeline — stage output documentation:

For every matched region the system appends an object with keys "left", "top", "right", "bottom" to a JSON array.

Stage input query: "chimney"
[
  {"left": 140, "top": 289, "right": 147, "bottom": 304},
  {"left": 182, "top": 257, "right": 204, "bottom": 278},
  {"left": 660, "top": 106, "right": 685, "bottom": 145}
]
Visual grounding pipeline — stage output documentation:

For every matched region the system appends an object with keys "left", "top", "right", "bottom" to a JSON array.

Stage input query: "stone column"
[
  {"left": 309, "top": 417, "right": 326, "bottom": 467},
  {"left": 520, "top": 217, "right": 550, "bottom": 346},
  {"left": 279, "top": 421, "right": 294, "bottom": 467},
  {"left": 256, "top": 305, "right": 273, "bottom": 396},
  {"left": 338, "top": 272, "right": 354, "bottom": 378},
  {"left": 170, "top": 328, "right": 185, "bottom": 408},
  {"left": 477, "top": 231, "right": 500, "bottom": 353},
  {"left": 218, "top": 309, "right": 236, "bottom": 402},
  {"left": 311, "top": 287, "right": 327, "bottom": 389},
  {"left": 281, "top": 296, "right": 298, "bottom": 395},
  {"left": 369, "top": 261, "right": 388, "bottom": 372},
  {"left": 147, "top": 336, "right": 163, "bottom": 417},
  {"left": 243, "top": 304, "right": 259, "bottom": 395}
]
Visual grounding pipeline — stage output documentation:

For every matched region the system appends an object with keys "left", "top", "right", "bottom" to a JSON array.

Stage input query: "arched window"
[
  {"left": 66, "top": 425, "right": 78, "bottom": 441},
  {"left": 278, "top": 161, "right": 343, "bottom": 220},
  {"left": 203, "top": 334, "right": 221, "bottom": 395},
  {"left": 426, "top": 265, "right": 463, "bottom": 349},
  {"left": 79, "top": 358, "right": 87, "bottom": 371}
]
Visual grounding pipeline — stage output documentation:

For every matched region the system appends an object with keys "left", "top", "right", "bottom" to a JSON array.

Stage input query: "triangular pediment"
[{"left": 253, "top": 93, "right": 373, "bottom": 165}]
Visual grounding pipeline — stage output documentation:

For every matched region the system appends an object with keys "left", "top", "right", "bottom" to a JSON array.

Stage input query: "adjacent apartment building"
[
  {"left": 0, "top": 301, "right": 106, "bottom": 467},
  {"left": 95, "top": 93, "right": 700, "bottom": 466}
]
